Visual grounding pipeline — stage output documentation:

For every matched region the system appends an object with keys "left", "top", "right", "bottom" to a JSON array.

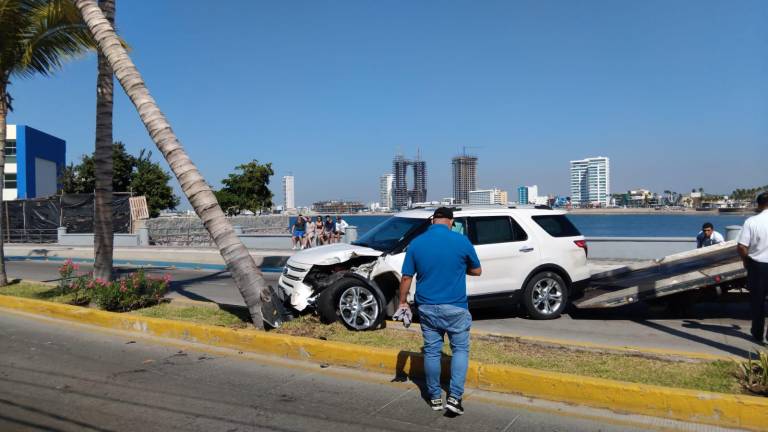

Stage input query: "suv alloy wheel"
[{"left": 522, "top": 271, "right": 568, "bottom": 319}]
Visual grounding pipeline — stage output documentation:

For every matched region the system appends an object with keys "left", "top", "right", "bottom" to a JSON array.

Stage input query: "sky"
[{"left": 8, "top": 0, "right": 767, "bottom": 208}]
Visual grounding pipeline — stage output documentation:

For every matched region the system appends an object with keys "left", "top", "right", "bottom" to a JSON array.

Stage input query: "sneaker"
[
  {"left": 429, "top": 398, "right": 443, "bottom": 411},
  {"left": 445, "top": 395, "right": 464, "bottom": 415}
]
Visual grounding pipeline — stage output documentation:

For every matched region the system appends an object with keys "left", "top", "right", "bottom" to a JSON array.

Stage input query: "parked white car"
[{"left": 277, "top": 207, "right": 590, "bottom": 330}]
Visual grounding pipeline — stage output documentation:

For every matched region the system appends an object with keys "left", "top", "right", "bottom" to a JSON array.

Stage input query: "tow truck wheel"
[
  {"left": 522, "top": 272, "right": 568, "bottom": 320},
  {"left": 317, "top": 277, "right": 385, "bottom": 331}
]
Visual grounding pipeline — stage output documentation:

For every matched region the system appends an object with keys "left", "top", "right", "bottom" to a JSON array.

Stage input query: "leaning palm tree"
[
  {"left": 74, "top": 0, "right": 272, "bottom": 327},
  {"left": 0, "top": 0, "right": 94, "bottom": 286},
  {"left": 92, "top": 0, "right": 115, "bottom": 281}
]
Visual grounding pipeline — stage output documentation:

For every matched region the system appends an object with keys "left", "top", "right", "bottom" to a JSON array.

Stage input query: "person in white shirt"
[
  {"left": 696, "top": 222, "right": 724, "bottom": 248},
  {"left": 335, "top": 216, "right": 349, "bottom": 243},
  {"left": 737, "top": 192, "right": 768, "bottom": 344}
]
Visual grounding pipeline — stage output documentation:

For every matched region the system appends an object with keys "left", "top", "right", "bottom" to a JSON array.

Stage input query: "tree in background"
[
  {"left": 731, "top": 186, "right": 768, "bottom": 201},
  {"left": 62, "top": 142, "right": 134, "bottom": 193},
  {"left": 93, "top": 0, "right": 116, "bottom": 281},
  {"left": 75, "top": 0, "right": 272, "bottom": 328},
  {"left": 63, "top": 143, "right": 178, "bottom": 217},
  {"left": 0, "top": 0, "right": 94, "bottom": 286},
  {"left": 131, "top": 149, "right": 179, "bottom": 217},
  {"left": 215, "top": 160, "right": 274, "bottom": 216}
]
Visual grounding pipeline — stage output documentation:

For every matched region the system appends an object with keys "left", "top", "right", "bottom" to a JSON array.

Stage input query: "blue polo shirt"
[{"left": 401, "top": 224, "right": 481, "bottom": 309}]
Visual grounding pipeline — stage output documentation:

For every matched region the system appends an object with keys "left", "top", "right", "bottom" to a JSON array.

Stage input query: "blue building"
[
  {"left": 517, "top": 186, "right": 528, "bottom": 205},
  {"left": 4, "top": 125, "right": 66, "bottom": 200}
]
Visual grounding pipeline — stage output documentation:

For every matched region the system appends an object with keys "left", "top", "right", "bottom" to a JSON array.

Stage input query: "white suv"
[{"left": 277, "top": 207, "right": 590, "bottom": 330}]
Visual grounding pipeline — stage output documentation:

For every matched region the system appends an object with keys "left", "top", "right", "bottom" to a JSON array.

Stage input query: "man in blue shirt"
[{"left": 398, "top": 207, "right": 482, "bottom": 415}]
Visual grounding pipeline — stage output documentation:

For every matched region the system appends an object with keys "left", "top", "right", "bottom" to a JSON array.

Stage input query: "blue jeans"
[{"left": 417, "top": 304, "right": 471, "bottom": 399}]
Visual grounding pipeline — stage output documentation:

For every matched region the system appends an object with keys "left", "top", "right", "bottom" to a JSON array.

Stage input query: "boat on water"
[{"left": 718, "top": 206, "right": 756, "bottom": 214}]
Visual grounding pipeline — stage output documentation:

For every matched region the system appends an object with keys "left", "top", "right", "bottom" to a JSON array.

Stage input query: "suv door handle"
[{"left": 519, "top": 246, "right": 534, "bottom": 253}]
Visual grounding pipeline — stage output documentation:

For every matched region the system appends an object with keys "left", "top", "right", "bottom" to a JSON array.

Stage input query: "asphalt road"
[
  {"left": 5, "top": 259, "right": 763, "bottom": 358},
  {"left": 0, "top": 311, "right": 738, "bottom": 432}
]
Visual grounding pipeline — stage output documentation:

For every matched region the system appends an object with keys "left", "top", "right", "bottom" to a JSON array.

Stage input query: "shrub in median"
[
  {"left": 92, "top": 271, "right": 170, "bottom": 311},
  {"left": 57, "top": 260, "right": 170, "bottom": 311},
  {"left": 739, "top": 350, "right": 768, "bottom": 396}
]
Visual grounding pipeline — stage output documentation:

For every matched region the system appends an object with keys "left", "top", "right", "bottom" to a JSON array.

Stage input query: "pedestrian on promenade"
[
  {"left": 291, "top": 215, "right": 306, "bottom": 250},
  {"left": 335, "top": 216, "right": 349, "bottom": 243},
  {"left": 314, "top": 216, "right": 325, "bottom": 245},
  {"left": 304, "top": 215, "right": 316, "bottom": 248},
  {"left": 397, "top": 207, "right": 482, "bottom": 414},
  {"left": 323, "top": 216, "right": 335, "bottom": 244},
  {"left": 697, "top": 222, "right": 724, "bottom": 248},
  {"left": 738, "top": 192, "right": 768, "bottom": 344}
]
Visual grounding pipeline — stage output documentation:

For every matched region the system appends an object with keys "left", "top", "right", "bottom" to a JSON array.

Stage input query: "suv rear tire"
[
  {"left": 522, "top": 271, "right": 568, "bottom": 320},
  {"left": 317, "top": 277, "right": 385, "bottom": 331}
]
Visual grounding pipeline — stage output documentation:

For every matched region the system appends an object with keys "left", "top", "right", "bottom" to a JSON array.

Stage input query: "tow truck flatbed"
[{"left": 573, "top": 240, "right": 746, "bottom": 309}]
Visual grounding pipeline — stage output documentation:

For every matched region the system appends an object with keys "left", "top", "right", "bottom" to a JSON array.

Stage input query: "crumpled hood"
[{"left": 289, "top": 243, "right": 382, "bottom": 266}]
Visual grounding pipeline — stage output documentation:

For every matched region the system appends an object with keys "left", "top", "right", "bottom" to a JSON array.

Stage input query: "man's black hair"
[
  {"left": 757, "top": 191, "right": 768, "bottom": 207},
  {"left": 432, "top": 207, "right": 454, "bottom": 219},
  {"left": 702, "top": 222, "right": 714, "bottom": 230}
]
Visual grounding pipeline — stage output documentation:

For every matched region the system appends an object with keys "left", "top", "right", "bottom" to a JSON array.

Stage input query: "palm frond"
[{"left": 14, "top": 0, "right": 95, "bottom": 79}]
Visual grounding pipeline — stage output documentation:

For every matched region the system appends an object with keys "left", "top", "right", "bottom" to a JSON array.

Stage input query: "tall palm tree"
[
  {"left": 74, "top": 0, "right": 271, "bottom": 327},
  {"left": 0, "top": 0, "right": 93, "bottom": 286},
  {"left": 92, "top": 0, "right": 114, "bottom": 281}
]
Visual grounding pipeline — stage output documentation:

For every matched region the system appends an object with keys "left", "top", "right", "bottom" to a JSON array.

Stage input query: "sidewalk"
[{"left": 4, "top": 243, "right": 294, "bottom": 270}]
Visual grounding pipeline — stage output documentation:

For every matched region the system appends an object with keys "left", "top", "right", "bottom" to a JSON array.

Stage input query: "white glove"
[{"left": 392, "top": 305, "right": 413, "bottom": 328}]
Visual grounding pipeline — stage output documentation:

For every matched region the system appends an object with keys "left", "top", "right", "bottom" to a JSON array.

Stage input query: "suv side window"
[{"left": 469, "top": 216, "right": 527, "bottom": 245}]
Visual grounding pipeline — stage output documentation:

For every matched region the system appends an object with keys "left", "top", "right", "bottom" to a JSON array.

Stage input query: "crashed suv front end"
[{"left": 276, "top": 215, "right": 429, "bottom": 329}]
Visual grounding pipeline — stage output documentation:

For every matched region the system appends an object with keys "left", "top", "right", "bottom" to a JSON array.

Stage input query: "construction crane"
[{"left": 461, "top": 145, "right": 483, "bottom": 156}]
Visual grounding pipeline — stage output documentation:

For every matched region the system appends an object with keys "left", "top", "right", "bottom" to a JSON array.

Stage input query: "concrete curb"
[{"left": 1, "top": 295, "right": 767, "bottom": 430}]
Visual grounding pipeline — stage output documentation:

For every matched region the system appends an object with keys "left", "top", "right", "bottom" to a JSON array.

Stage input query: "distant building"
[
  {"left": 468, "top": 188, "right": 507, "bottom": 205},
  {"left": 3, "top": 125, "right": 65, "bottom": 201},
  {"left": 452, "top": 154, "right": 477, "bottom": 204},
  {"left": 379, "top": 173, "right": 394, "bottom": 210},
  {"left": 570, "top": 156, "right": 610, "bottom": 207},
  {"left": 392, "top": 153, "right": 427, "bottom": 210},
  {"left": 517, "top": 185, "right": 539, "bottom": 205},
  {"left": 312, "top": 200, "right": 367, "bottom": 214},
  {"left": 282, "top": 175, "right": 295, "bottom": 211}
]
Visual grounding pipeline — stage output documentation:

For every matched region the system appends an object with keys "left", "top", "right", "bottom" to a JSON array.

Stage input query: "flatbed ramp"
[{"left": 574, "top": 240, "right": 746, "bottom": 309}]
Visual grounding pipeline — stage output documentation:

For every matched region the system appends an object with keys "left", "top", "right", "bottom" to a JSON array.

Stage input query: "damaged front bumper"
[{"left": 278, "top": 261, "right": 316, "bottom": 311}]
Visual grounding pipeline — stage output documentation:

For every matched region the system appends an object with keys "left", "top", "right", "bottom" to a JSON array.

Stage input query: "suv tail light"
[{"left": 574, "top": 240, "right": 588, "bottom": 257}]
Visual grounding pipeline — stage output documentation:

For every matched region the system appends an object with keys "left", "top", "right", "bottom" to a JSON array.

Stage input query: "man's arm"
[
  {"left": 737, "top": 223, "right": 751, "bottom": 267},
  {"left": 467, "top": 267, "right": 482, "bottom": 276},
  {"left": 398, "top": 275, "right": 413, "bottom": 308},
  {"left": 465, "top": 239, "right": 482, "bottom": 276}
]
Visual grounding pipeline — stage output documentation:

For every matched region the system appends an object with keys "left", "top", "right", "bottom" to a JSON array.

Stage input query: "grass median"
[{"left": 0, "top": 281, "right": 742, "bottom": 395}]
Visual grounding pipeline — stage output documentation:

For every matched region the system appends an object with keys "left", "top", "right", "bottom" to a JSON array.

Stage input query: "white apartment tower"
[
  {"left": 282, "top": 175, "right": 295, "bottom": 210},
  {"left": 468, "top": 188, "right": 508, "bottom": 205},
  {"left": 570, "top": 156, "right": 610, "bottom": 207},
  {"left": 379, "top": 173, "right": 394, "bottom": 210}
]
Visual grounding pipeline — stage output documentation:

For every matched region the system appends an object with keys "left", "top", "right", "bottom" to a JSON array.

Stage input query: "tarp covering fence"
[{"left": 3, "top": 193, "right": 131, "bottom": 243}]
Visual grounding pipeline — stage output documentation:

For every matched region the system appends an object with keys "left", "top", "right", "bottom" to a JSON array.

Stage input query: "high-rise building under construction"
[
  {"left": 392, "top": 153, "right": 427, "bottom": 209},
  {"left": 452, "top": 155, "right": 478, "bottom": 204}
]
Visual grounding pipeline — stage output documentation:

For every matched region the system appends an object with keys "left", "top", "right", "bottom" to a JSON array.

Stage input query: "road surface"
[
  {"left": 0, "top": 311, "right": 740, "bottom": 431},
  {"left": 5, "top": 259, "right": 763, "bottom": 358}
]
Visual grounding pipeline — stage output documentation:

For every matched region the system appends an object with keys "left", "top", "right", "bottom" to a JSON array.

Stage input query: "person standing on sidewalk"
[
  {"left": 397, "top": 207, "right": 482, "bottom": 414},
  {"left": 738, "top": 191, "right": 768, "bottom": 344}
]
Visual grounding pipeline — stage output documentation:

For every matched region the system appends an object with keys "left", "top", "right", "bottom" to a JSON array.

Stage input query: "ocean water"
[{"left": 291, "top": 213, "right": 751, "bottom": 238}]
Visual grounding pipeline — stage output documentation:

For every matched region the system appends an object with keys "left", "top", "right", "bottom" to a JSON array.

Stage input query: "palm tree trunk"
[
  {"left": 74, "top": 0, "right": 269, "bottom": 327},
  {"left": 0, "top": 80, "right": 9, "bottom": 286},
  {"left": 93, "top": 0, "right": 115, "bottom": 282}
]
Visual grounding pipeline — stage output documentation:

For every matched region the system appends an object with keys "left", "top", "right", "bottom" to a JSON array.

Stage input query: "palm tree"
[
  {"left": 0, "top": 0, "right": 93, "bottom": 286},
  {"left": 74, "top": 0, "right": 271, "bottom": 327},
  {"left": 93, "top": 0, "right": 115, "bottom": 281}
]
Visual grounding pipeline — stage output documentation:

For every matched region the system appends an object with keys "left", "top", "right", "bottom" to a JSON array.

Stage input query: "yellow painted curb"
[{"left": 1, "top": 294, "right": 767, "bottom": 431}]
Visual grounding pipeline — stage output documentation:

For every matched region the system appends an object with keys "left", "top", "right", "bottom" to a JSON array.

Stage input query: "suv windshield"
[{"left": 353, "top": 217, "right": 425, "bottom": 252}]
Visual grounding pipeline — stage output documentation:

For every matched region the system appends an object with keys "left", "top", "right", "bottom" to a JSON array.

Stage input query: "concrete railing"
[
  {"left": 585, "top": 237, "right": 696, "bottom": 260},
  {"left": 56, "top": 225, "right": 359, "bottom": 250}
]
